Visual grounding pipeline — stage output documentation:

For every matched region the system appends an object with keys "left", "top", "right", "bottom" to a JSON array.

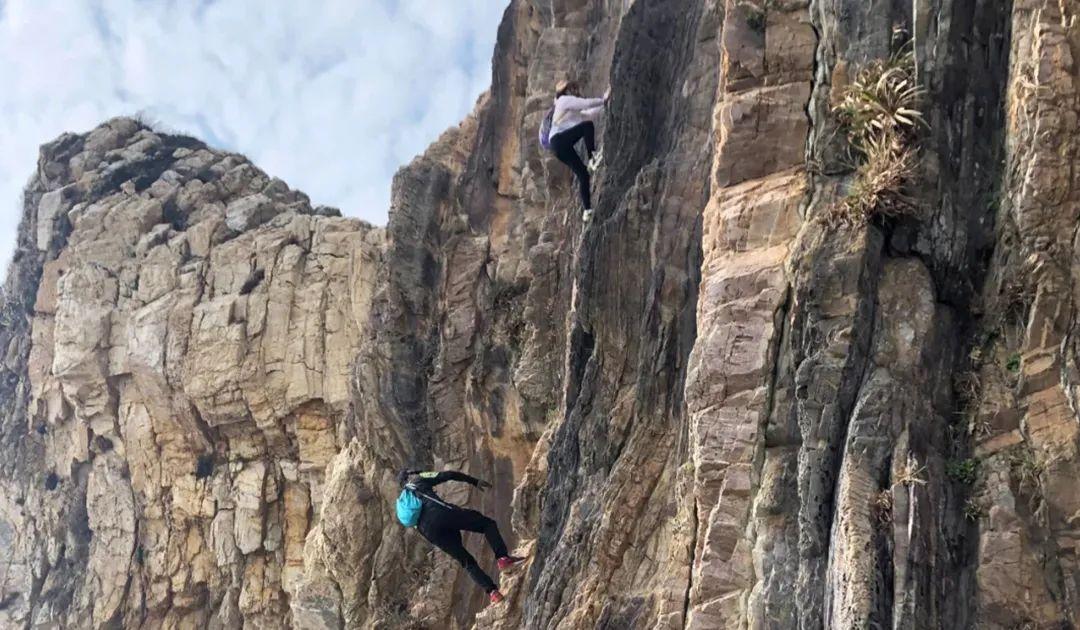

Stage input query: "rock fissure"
[{"left": 4, "top": 1, "right": 1080, "bottom": 628}]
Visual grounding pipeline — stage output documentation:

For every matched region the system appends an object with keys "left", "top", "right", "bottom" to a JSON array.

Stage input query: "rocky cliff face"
[
  {"left": 0, "top": 117, "right": 381, "bottom": 628},
  {"left": 2, "top": 0, "right": 1080, "bottom": 629}
]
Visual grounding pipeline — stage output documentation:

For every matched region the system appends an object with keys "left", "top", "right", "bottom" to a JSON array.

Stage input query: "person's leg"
[
  {"left": 571, "top": 154, "right": 591, "bottom": 210},
  {"left": 553, "top": 137, "right": 592, "bottom": 210},
  {"left": 444, "top": 508, "right": 510, "bottom": 558},
  {"left": 581, "top": 121, "right": 596, "bottom": 160},
  {"left": 429, "top": 528, "right": 498, "bottom": 593}
]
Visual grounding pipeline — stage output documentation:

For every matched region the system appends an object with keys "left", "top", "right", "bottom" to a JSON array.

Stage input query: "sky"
[{"left": 0, "top": 0, "right": 508, "bottom": 271}]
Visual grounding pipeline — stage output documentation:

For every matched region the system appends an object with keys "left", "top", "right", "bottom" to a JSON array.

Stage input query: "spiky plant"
[
  {"left": 894, "top": 457, "right": 927, "bottom": 488},
  {"left": 1005, "top": 352, "right": 1022, "bottom": 373},
  {"left": 827, "top": 48, "right": 926, "bottom": 226},
  {"left": 834, "top": 50, "right": 925, "bottom": 152},
  {"left": 946, "top": 458, "right": 980, "bottom": 486}
]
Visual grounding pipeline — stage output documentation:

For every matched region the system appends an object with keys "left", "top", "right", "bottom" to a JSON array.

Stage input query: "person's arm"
[
  {"left": 581, "top": 105, "right": 604, "bottom": 119},
  {"left": 417, "top": 470, "right": 491, "bottom": 488},
  {"left": 558, "top": 95, "right": 606, "bottom": 113}
]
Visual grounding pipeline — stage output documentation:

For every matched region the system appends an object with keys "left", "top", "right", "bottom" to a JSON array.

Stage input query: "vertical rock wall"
[{"left": 2, "top": 1, "right": 1080, "bottom": 629}]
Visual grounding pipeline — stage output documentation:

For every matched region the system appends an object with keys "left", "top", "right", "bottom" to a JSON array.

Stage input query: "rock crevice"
[{"left": 4, "top": 1, "right": 1080, "bottom": 629}]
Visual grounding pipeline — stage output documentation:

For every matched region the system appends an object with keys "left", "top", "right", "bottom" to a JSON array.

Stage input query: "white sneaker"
[
  {"left": 582, "top": 209, "right": 593, "bottom": 223},
  {"left": 587, "top": 151, "right": 602, "bottom": 172}
]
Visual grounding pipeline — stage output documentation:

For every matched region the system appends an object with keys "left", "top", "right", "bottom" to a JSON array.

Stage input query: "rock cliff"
[{"left": 2, "top": 0, "right": 1080, "bottom": 629}]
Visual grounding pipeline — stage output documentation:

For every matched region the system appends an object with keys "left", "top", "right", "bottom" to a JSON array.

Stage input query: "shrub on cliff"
[{"left": 828, "top": 48, "right": 925, "bottom": 227}]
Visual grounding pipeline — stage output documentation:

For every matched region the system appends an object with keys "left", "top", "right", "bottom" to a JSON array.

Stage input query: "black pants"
[
  {"left": 550, "top": 121, "right": 596, "bottom": 210},
  {"left": 422, "top": 507, "right": 509, "bottom": 593}
]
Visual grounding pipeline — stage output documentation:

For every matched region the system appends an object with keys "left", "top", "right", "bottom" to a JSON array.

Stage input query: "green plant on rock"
[
  {"left": 745, "top": 3, "right": 766, "bottom": 33},
  {"left": 827, "top": 47, "right": 926, "bottom": 227},
  {"left": 1005, "top": 352, "right": 1022, "bottom": 373},
  {"left": 963, "top": 496, "right": 987, "bottom": 521},
  {"left": 946, "top": 458, "right": 980, "bottom": 485}
]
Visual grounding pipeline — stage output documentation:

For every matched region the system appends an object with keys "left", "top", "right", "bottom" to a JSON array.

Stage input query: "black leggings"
[
  {"left": 551, "top": 121, "right": 596, "bottom": 210},
  {"left": 423, "top": 507, "right": 509, "bottom": 593}
]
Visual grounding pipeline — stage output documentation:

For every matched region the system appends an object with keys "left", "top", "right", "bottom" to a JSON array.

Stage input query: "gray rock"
[{"left": 225, "top": 193, "right": 276, "bottom": 232}]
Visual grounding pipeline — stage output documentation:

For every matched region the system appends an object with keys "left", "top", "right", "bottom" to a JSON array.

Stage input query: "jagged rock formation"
[
  {"left": 0, "top": 117, "right": 381, "bottom": 628},
  {"left": 2, "top": 0, "right": 1080, "bottom": 629}
]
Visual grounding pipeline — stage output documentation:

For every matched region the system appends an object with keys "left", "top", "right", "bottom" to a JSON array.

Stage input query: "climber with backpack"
[
  {"left": 396, "top": 469, "right": 526, "bottom": 605},
  {"left": 538, "top": 79, "right": 609, "bottom": 222}
]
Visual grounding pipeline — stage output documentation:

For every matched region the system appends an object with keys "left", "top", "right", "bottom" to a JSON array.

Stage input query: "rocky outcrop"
[
  {"left": 0, "top": 118, "right": 381, "bottom": 628},
  {"left": 3, "top": 0, "right": 1080, "bottom": 629}
]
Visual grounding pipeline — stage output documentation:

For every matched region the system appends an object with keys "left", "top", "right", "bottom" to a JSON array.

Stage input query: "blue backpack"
[
  {"left": 538, "top": 106, "right": 555, "bottom": 151},
  {"left": 396, "top": 484, "right": 423, "bottom": 527}
]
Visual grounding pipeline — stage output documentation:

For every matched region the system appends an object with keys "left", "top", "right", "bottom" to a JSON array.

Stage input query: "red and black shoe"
[
  {"left": 497, "top": 555, "right": 527, "bottom": 571},
  {"left": 489, "top": 590, "right": 505, "bottom": 605}
]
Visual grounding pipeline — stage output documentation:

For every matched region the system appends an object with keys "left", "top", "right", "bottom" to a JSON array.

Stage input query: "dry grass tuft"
[
  {"left": 1008, "top": 446, "right": 1048, "bottom": 524},
  {"left": 874, "top": 489, "right": 894, "bottom": 526},
  {"left": 826, "top": 48, "right": 926, "bottom": 227},
  {"left": 953, "top": 371, "right": 982, "bottom": 408},
  {"left": 893, "top": 457, "right": 927, "bottom": 488}
]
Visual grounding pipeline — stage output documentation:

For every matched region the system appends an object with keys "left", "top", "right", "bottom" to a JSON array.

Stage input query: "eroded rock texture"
[
  {"left": 0, "top": 119, "right": 381, "bottom": 628},
  {"left": 3, "top": 0, "right": 1080, "bottom": 629}
]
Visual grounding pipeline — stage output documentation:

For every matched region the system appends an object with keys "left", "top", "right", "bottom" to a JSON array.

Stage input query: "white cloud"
[{"left": 0, "top": 0, "right": 507, "bottom": 271}]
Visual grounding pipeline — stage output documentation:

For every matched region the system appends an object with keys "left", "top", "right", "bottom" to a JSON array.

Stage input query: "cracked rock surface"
[{"left": 4, "top": 1, "right": 1080, "bottom": 629}]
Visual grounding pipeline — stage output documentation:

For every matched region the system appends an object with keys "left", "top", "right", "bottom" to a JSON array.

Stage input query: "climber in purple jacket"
[
  {"left": 398, "top": 469, "right": 526, "bottom": 604},
  {"left": 548, "top": 80, "right": 609, "bottom": 221}
]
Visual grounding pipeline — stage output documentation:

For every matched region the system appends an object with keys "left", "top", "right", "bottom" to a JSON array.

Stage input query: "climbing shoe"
[
  {"left": 497, "top": 555, "right": 526, "bottom": 570},
  {"left": 587, "top": 150, "right": 603, "bottom": 172},
  {"left": 489, "top": 590, "right": 505, "bottom": 605}
]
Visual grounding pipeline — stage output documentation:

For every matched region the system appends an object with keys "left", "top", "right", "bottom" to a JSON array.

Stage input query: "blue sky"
[{"left": 0, "top": 0, "right": 508, "bottom": 270}]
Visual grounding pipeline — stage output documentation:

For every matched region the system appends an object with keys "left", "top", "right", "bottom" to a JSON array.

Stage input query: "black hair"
[{"left": 398, "top": 468, "right": 421, "bottom": 487}]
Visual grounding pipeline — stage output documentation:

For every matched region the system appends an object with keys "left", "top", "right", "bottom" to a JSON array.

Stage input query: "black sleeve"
[{"left": 416, "top": 470, "right": 480, "bottom": 487}]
